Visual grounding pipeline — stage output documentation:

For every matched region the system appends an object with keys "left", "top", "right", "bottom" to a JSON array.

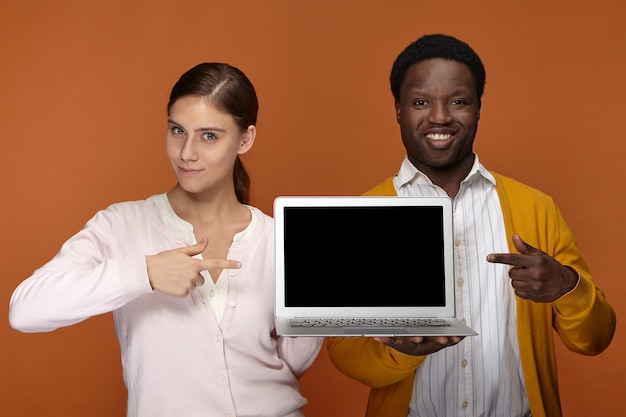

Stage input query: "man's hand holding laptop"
[{"left": 373, "top": 336, "right": 464, "bottom": 356}]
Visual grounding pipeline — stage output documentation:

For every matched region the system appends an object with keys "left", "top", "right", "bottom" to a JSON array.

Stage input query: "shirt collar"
[
  {"left": 153, "top": 193, "right": 256, "bottom": 243},
  {"left": 396, "top": 153, "right": 496, "bottom": 189}
]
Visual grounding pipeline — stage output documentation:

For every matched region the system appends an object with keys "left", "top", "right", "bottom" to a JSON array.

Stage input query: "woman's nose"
[{"left": 179, "top": 138, "right": 199, "bottom": 161}]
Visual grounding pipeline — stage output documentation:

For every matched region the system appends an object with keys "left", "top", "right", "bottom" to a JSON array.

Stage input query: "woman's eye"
[
  {"left": 171, "top": 126, "right": 185, "bottom": 136},
  {"left": 203, "top": 132, "right": 217, "bottom": 141}
]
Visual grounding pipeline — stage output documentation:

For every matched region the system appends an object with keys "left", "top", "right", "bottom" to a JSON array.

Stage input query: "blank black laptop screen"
[{"left": 282, "top": 205, "right": 446, "bottom": 307}]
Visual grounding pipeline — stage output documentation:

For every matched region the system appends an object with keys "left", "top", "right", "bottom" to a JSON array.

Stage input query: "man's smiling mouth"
[{"left": 426, "top": 133, "right": 452, "bottom": 140}]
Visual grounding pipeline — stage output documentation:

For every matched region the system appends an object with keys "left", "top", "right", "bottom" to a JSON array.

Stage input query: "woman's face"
[{"left": 165, "top": 95, "right": 255, "bottom": 195}]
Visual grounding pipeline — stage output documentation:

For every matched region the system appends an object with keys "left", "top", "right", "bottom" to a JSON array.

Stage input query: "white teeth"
[{"left": 427, "top": 133, "right": 451, "bottom": 140}]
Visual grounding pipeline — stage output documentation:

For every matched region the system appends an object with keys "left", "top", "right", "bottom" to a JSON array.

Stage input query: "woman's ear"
[{"left": 238, "top": 125, "right": 256, "bottom": 155}]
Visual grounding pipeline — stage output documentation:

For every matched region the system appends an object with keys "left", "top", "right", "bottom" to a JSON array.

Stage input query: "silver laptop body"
[{"left": 273, "top": 195, "right": 477, "bottom": 337}]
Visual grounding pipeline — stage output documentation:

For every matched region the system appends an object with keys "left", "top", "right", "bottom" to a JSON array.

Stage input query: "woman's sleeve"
[
  {"left": 276, "top": 336, "right": 324, "bottom": 379},
  {"left": 9, "top": 209, "right": 153, "bottom": 333}
]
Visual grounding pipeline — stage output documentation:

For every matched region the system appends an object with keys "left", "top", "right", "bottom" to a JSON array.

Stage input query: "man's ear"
[
  {"left": 395, "top": 101, "right": 401, "bottom": 124},
  {"left": 238, "top": 125, "right": 256, "bottom": 155}
]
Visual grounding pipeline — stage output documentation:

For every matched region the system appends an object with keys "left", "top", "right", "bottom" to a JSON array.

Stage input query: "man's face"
[{"left": 395, "top": 58, "right": 480, "bottom": 175}]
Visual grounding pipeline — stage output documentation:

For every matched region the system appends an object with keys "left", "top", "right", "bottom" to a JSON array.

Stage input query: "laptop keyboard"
[{"left": 289, "top": 318, "right": 452, "bottom": 328}]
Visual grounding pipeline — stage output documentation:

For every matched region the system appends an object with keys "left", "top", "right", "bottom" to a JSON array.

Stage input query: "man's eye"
[
  {"left": 451, "top": 99, "right": 466, "bottom": 105},
  {"left": 171, "top": 126, "right": 184, "bottom": 136},
  {"left": 203, "top": 132, "right": 217, "bottom": 141},
  {"left": 414, "top": 99, "right": 427, "bottom": 106}
]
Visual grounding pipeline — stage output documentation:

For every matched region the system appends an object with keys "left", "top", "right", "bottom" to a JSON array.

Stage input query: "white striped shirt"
[{"left": 396, "top": 155, "right": 530, "bottom": 417}]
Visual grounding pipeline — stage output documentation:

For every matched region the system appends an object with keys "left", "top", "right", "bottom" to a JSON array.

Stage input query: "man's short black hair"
[{"left": 390, "top": 34, "right": 486, "bottom": 104}]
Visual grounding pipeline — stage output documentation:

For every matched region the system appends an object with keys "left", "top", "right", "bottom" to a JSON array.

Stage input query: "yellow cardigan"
[{"left": 326, "top": 172, "right": 616, "bottom": 417}]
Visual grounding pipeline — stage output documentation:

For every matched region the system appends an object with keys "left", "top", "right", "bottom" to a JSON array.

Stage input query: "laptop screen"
[{"left": 278, "top": 199, "right": 449, "bottom": 308}]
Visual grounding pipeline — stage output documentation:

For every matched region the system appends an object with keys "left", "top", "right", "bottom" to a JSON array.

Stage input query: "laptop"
[{"left": 273, "top": 195, "right": 477, "bottom": 337}]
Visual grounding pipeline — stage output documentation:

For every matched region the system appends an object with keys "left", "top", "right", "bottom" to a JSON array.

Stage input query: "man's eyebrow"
[{"left": 450, "top": 86, "right": 474, "bottom": 95}]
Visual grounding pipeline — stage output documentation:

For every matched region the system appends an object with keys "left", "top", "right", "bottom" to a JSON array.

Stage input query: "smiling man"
[{"left": 326, "top": 34, "right": 615, "bottom": 417}]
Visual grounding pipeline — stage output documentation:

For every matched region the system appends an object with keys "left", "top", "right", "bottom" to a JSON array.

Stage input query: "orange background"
[{"left": 1, "top": 1, "right": 624, "bottom": 416}]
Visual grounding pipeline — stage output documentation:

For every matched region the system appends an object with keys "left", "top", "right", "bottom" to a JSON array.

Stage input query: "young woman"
[{"left": 9, "top": 62, "right": 323, "bottom": 417}]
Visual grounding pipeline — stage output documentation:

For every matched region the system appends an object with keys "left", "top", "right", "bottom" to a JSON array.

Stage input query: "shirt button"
[
  {"left": 461, "top": 359, "right": 468, "bottom": 368},
  {"left": 221, "top": 373, "right": 228, "bottom": 382},
  {"left": 457, "top": 278, "right": 464, "bottom": 286},
  {"left": 229, "top": 300, "right": 236, "bottom": 307},
  {"left": 209, "top": 289, "right": 215, "bottom": 297},
  {"left": 216, "top": 334, "right": 222, "bottom": 343},
  {"left": 454, "top": 239, "right": 461, "bottom": 247},
  {"left": 462, "top": 401, "right": 469, "bottom": 409}
]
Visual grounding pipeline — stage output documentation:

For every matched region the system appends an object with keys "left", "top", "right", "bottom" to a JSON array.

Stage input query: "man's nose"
[{"left": 428, "top": 102, "right": 452, "bottom": 124}]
